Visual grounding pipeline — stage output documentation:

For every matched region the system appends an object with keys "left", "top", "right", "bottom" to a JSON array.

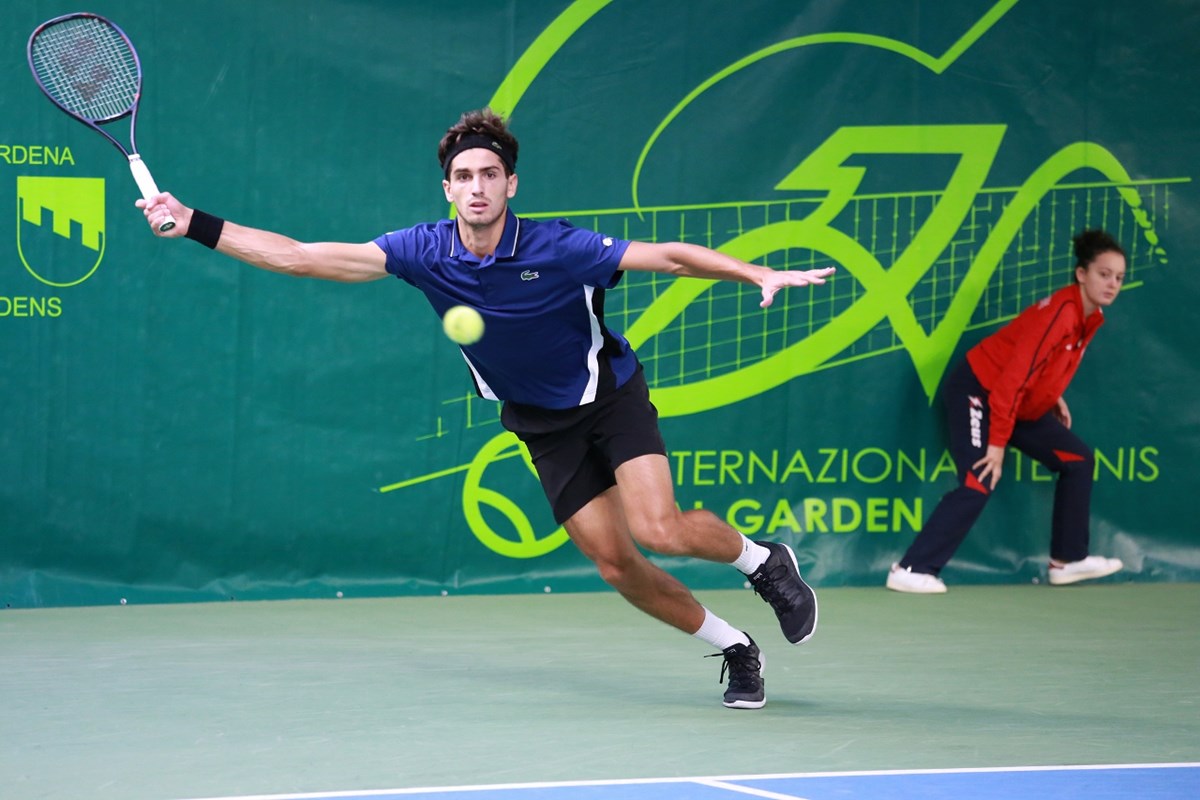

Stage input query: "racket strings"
[{"left": 30, "top": 18, "right": 139, "bottom": 122}]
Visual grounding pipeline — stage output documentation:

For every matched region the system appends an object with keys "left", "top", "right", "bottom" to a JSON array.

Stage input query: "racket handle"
[{"left": 128, "top": 154, "right": 177, "bottom": 232}]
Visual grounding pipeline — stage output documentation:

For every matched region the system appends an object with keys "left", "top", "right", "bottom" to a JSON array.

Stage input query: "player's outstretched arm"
[
  {"left": 620, "top": 241, "right": 834, "bottom": 307},
  {"left": 136, "top": 192, "right": 388, "bottom": 283}
]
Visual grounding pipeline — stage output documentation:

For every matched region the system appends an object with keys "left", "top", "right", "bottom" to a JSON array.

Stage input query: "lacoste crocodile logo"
[{"left": 520, "top": 270, "right": 540, "bottom": 281}]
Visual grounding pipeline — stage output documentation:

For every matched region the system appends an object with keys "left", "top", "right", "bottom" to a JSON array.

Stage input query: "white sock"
[
  {"left": 693, "top": 608, "right": 749, "bottom": 651},
  {"left": 730, "top": 533, "right": 770, "bottom": 574}
]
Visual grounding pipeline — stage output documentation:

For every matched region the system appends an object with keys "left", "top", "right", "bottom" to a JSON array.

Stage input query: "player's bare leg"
[
  {"left": 564, "top": 486, "right": 706, "bottom": 633},
  {"left": 613, "top": 454, "right": 744, "bottom": 561},
  {"left": 564, "top": 484, "right": 766, "bottom": 708},
  {"left": 615, "top": 454, "right": 819, "bottom": 645}
]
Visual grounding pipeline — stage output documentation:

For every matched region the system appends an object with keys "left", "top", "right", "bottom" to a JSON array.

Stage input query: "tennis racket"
[{"left": 27, "top": 12, "right": 175, "bottom": 232}]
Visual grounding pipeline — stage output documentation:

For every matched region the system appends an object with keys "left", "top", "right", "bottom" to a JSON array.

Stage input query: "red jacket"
[{"left": 966, "top": 283, "right": 1104, "bottom": 447}]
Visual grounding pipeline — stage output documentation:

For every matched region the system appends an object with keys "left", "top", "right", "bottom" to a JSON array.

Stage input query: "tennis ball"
[{"left": 442, "top": 305, "right": 484, "bottom": 345}]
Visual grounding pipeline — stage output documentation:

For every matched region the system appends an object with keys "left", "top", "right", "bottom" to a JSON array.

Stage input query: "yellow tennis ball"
[{"left": 442, "top": 304, "right": 484, "bottom": 345}]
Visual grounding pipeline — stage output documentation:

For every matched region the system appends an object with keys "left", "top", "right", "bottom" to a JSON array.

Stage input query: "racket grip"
[{"left": 128, "top": 154, "right": 177, "bottom": 232}]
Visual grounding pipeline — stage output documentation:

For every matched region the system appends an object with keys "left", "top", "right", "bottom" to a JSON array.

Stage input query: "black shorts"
[{"left": 500, "top": 368, "right": 667, "bottom": 524}]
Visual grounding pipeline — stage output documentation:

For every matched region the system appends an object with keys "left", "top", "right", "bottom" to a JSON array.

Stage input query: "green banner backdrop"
[{"left": 2, "top": 0, "right": 1196, "bottom": 607}]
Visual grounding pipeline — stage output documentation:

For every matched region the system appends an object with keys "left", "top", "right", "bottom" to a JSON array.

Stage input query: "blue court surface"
[{"left": 186, "top": 764, "right": 1199, "bottom": 800}]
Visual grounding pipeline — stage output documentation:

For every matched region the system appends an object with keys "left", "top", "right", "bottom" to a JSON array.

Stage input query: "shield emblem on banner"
[{"left": 16, "top": 176, "right": 106, "bottom": 288}]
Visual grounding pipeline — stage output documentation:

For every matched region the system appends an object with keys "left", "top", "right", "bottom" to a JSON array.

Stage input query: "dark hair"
[
  {"left": 438, "top": 108, "right": 519, "bottom": 177},
  {"left": 1072, "top": 228, "right": 1125, "bottom": 269}
]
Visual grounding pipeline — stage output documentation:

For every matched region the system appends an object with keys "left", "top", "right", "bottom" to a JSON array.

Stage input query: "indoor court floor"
[{"left": 3, "top": 581, "right": 1198, "bottom": 799}]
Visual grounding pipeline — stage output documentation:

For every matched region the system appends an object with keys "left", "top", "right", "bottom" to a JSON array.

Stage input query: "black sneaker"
[
  {"left": 747, "top": 541, "right": 818, "bottom": 644},
  {"left": 707, "top": 636, "right": 765, "bottom": 709}
]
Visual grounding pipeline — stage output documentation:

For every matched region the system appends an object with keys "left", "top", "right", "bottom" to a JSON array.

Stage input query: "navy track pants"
[{"left": 898, "top": 359, "right": 1095, "bottom": 575}]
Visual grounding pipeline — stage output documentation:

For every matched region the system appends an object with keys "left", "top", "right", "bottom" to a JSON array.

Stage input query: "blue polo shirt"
[{"left": 373, "top": 209, "right": 639, "bottom": 409}]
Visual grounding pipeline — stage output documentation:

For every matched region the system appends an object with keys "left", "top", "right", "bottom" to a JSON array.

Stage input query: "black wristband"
[{"left": 185, "top": 209, "right": 225, "bottom": 249}]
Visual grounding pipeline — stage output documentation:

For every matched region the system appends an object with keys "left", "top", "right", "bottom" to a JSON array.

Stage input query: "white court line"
[
  {"left": 694, "top": 777, "right": 811, "bottom": 800},
  {"left": 176, "top": 762, "right": 1200, "bottom": 800}
]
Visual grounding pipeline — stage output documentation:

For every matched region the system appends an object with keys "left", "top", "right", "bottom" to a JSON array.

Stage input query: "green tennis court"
[{"left": 3, "top": 581, "right": 1196, "bottom": 799}]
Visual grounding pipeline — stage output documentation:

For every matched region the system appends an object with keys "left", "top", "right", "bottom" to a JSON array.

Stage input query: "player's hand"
[
  {"left": 135, "top": 192, "right": 189, "bottom": 238},
  {"left": 973, "top": 444, "right": 1006, "bottom": 490},
  {"left": 759, "top": 266, "right": 836, "bottom": 308},
  {"left": 1054, "top": 396, "right": 1072, "bottom": 429}
]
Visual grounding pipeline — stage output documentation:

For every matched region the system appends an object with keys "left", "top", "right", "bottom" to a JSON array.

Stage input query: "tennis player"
[
  {"left": 138, "top": 108, "right": 834, "bottom": 709},
  {"left": 887, "top": 229, "right": 1127, "bottom": 594}
]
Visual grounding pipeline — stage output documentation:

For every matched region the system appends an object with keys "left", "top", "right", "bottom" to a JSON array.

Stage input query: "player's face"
[
  {"left": 443, "top": 149, "right": 517, "bottom": 229},
  {"left": 1076, "top": 250, "right": 1126, "bottom": 314}
]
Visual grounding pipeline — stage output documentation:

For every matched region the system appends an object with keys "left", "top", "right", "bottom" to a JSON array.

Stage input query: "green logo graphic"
[
  {"left": 622, "top": 129, "right": 1164, "bottom": 411},
  {"left": 382, "top": 0, "right": 1182, "bottom": 559},
  {"left": 462, "top": 433, "right": 570, "bottom": 559},
  {"left": 16, "top": 175, "right": 106, "bottom": 288}
]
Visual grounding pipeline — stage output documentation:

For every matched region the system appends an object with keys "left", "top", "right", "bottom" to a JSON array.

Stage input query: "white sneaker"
[
  {"left": 1048, "top": 555, "right": 1124, "bottom": 586},
  {"left": 886, "top": 563, "right": 947, "bottom": 594}
]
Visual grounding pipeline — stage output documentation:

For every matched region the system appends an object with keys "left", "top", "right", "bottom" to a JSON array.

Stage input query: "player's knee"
[
  {"left": 594, "top": 560, "right": 627, "bottom": 589},
  {"left": 628, "top": 513, "right": 687, "bottom": 556},
  {"left": 591, "top": 551, "right": 643, "bottom": 590}
]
